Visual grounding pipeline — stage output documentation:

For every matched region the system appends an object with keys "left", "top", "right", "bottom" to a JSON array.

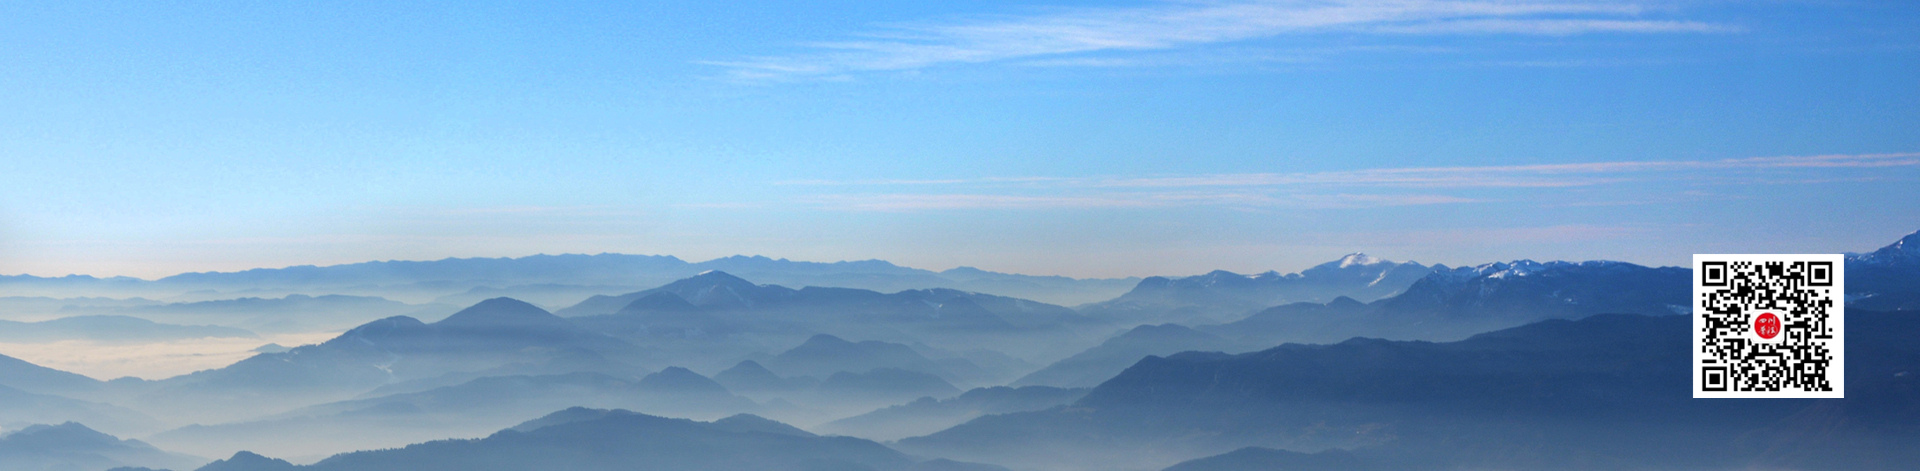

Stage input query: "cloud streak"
[
  {"left": 712, "top": 0, "right": 1733, "bottom": 79},
  {"left": 804, "top": 191, "right": 1481, "bottom": 211},
  {"left": 796, "top": 152, "right": 1920, "bottom": 189},
  {"left": 788, "top": 152, "right": 1920, "bottom": 211}
]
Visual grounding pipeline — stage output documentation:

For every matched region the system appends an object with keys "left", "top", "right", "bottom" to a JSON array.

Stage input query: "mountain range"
[
  {"left": 0, "top": 422, "right": 203, "bottom": 471},
  {"left": 48, "top": 294, "right": 443, "bottom": 334},
  {"left": 1204, "top": 259, "right": 1691, "bottom": 345},
  {"left": 149, "top": 368, "right": 759, "bottom": 460},
  {"left": 4, "top": 229, "right": 1920, "bottom": 471},
  {"left": 1076, "top": 254, "right": 1437, "bottom": 325},
  {"left": 895, "top": 311, "right": 1920, "bottom": 471},
  {"left": 556, "top": 271, "right": 1100, "bottom": 364},
  {"left": 114, "top": 298, "right": 649, "bottom": 424},
  {"left": 1, "top": 254, "right": 1138, "bottom": 307},
  {"left": 0, "top": 316, "right": 255, "bottom": 344},
  {"left": 193, "top": 407, "right": 995, "bottom": 471}
]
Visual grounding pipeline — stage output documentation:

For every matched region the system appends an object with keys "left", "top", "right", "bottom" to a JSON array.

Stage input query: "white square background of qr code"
[{"left": 1693, "top": 254, "right": 1844, "bottom": 399}]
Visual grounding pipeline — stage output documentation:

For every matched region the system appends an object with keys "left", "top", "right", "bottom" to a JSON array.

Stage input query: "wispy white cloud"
[
  {"left": 804, "top": 194, "right": 1157, "bottom": 211},
  {"left": 804, "top": 191, "right": 1480, "bottom": 211},
  {"left": 786, "top": 152, "right": 1920, "bottom": 212},
  {"left": 712, "top": 0, "right": 1733, "bottom": 79},
  {"left": 1307, "top": 223, "right": 1659, "bottom": 248},
  {"left": 794, "top": 152, "right": 1920, "bottom": 189},
  {"left": 1366, "top": 18, "right": 1730, "bottom": 35}
]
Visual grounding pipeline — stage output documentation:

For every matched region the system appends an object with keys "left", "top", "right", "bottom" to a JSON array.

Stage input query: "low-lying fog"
[{"left": 0, "top": 332, "right": 337, "bottom": 380}]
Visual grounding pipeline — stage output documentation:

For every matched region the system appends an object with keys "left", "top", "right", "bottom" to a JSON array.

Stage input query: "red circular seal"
[{"left": 1753, "top": 312, "right": 1782, "bottom": 340}]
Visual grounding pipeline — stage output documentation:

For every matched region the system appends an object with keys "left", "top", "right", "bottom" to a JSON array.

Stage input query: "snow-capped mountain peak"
[
  {"left": 1851, "top": 229, "right": 1920, "bottom": 265},
  {"left": 1337, "top": 253, "right": 1389, "bottom": 268}
]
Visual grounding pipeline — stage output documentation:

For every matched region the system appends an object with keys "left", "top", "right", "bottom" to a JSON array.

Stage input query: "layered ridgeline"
[
  {"left": 0, "top": 254, "right": 1137, "bottom": 307},
  {"left": 1014, "top": 259, "right": 1691, "bottom": 389},
  {"left": 0, "top": 294, "right": 438, "bottom": 335},
  {"left": 558, "top": 271, "right": 1102, "bottom": 365},
  {"left": 1205, "top": 259, "right": 1691, "bottom": 345},
  {"left": 2, "top": 230, "right": 1917, "bottom": 471},
  {"left": 147, "top": 368, "right": 760, "bottom": 461},
  {"left": 818, "top": 386, "right": 1089, "bottom": 441},
  {"left": 106, "top": 298, "right": 651, "bottom": 425},
  {"left": 896, "top": 312, "right": 1920, "bottom": 471},
  {"left": 1077, "top": 254, "right": 1438, "bottom": 325},
  {"left": 0, "top": 353, "right": 168, "bottom": 438},
  {"left": 192, "top": 407, "right": 1003, "bottom": 471},
  {"left": 0, "top": 316, "right": 255, "bottom": 343},
  {"left": 0, "top": 354, "right": 166, "bottom": 439},
  {"left": 0, "top": 422, "right": 205, "bottom": 471}
]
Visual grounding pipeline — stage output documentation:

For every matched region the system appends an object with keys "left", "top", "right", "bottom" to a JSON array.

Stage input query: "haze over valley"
[{"left": 1, "top": 229, "right": 1917, "bottom": 470}]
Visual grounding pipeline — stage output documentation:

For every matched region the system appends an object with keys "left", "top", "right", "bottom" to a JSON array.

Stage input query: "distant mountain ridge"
[
  {"left": 556, "top": 272, "right": 1098, "bottom": 364},
  {"left": 125, "top": 298, "right": 648, "bottom": 424},
  {"left": 559, "top": 271, "right": 1082, "bottom": 330},
  {"left": 0, "top": 316, "right": 256, "bottom": 343},
  {"left": 3, "top": 253, "right": 1139, "bottom": 306},
  {"left": 1205, "top": 259, "right": 1690, "bottom": 344},
  {"left": 50, "top": 294, "right": 432, "bottom": 334},
  {"left": 1078, "top": 254, "right": 1439, "bottom": 325}
]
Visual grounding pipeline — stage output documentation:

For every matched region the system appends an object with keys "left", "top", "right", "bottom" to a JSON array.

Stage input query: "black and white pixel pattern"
[{"left": 1693, "top": 254, "right": 1844, "bottom": 398}]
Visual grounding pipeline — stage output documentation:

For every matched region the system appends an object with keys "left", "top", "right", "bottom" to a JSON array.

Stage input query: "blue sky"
[{"left": 2, "top": 0, "right": 1917, "bottom": 279}]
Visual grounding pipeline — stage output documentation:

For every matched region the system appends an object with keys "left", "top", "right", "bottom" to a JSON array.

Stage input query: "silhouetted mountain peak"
[
  {"left": 820, "top": 368, "right": 961, "bottom": 399},
  {"left": 506, "top": 406, "right": 620, "bottom": 433},
  {"left": 1327, "top": 296, "right": 1364, "bottom": 309},
  {"left": 617, "top": 292, "right": 701, "bottom": 313},
  {"left": 434, "top": 298, "right": 568, "bottom": 329},
  {"left": 649, "top": 270, "right": 793, "bottom": 309},
  {"left": 1853, "top": 229, "right": 1920, "bottom": 264},
  {"left": 713, "top": 359, "right": 817, "bottom": 393},
  {"left": 798, "top": 333, "right": 854, "bottom": 349},
  {"left": 1119, "top": 323, "right": 1212, "bottom": 341},
  {"left": 709, "top": 413, "right": 817, "bottom": 437},
  {"left": 678, "top": 270, "right": 755, "bottom": 288},
  {"left": 770, "top": 334, "right": 945, "bottom": 380},
  {"left": 197, "top": 451, "right": 296, "bottom": 471},
  {"left": 637, "top": 367, "right": 731, "bottom": 395},
  {"left": 940, "top": 266, "right": 992, "bottom": 276},
  {"left": 324, "top": 315, "right": 428, "bottom": 346},
  {"left": 2, "top": 422, "right": 120, "bottom": 447},
  {"left": 720, "top": 360, "right": 775, "bottom": 377}
]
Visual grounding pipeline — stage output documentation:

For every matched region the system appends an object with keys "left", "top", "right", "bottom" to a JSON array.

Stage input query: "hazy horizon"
[{"left": 4, "top": 1, "right": 1916, "bottom": 280}]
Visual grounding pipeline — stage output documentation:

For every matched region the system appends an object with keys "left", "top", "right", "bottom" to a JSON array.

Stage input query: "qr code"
[{"left": 1693, "top": 254, "right": 1844, "bottom": 398}]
